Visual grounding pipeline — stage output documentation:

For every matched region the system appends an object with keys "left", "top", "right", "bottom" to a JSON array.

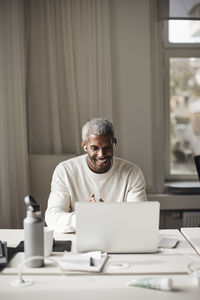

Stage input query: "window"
[
  {"left": 169, "top": 20, "right": 200, "bottom": 43},
  {"left": 163, "top": 20, "right": 200, "bottom": 179}
]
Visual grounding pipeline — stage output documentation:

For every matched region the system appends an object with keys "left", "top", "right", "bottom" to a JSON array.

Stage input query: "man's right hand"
[{"left": 88, "top": 194, "right": 95, "bottom": 202}]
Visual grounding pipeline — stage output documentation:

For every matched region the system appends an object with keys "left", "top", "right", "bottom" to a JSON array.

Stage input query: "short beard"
[{"left": 86, "top": 155, "right": 113, "bottom": 172}]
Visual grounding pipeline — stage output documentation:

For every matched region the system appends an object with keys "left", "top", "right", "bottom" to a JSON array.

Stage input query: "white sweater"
[{"left": 45, "top": 155, "right": 147, "bottom": 233}]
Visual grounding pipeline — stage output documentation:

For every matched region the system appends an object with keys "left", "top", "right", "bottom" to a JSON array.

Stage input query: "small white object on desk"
[
  {"left": 158, "top": 238, "right": 179, "bottom": 249},
  {"left": 44, "top": 227, "right": 54, "bottom": 257},
  {"left": 188, "top": 261, "right": 200, "bottom": 286},
  {"left": 127, "top": 276, "right": 173, "bottom": 291}
]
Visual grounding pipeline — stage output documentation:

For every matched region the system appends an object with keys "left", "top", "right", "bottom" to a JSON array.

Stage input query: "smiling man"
[
  {"left": 45, "top": 118, "right": 147, "bottom": 233},
  {"left": 84, "top": 134, "right": 115, "bottom": 174}
]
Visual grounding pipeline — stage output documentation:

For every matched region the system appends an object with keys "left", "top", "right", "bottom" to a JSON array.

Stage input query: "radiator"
[{"left": 183, "top": 212, "right": 200, "bottom": 227}]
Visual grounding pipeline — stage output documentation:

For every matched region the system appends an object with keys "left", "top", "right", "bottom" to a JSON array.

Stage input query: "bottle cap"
[
  {"left": 160, "top": 277, "right": 173, "bottom": 291},
  {"left": 24, "top": 195, "right": 40, "bottom": 212}
]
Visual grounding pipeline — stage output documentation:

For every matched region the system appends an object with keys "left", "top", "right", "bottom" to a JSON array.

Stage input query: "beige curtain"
[
  {"left": 0, "top": 0, "right": 29, "bottom": 228},
  {"left": 0, "top": 0, "right": 113, "bottom": 228},
  {"left": 25, "top": 0, "right": 113, "bottom": 155}
]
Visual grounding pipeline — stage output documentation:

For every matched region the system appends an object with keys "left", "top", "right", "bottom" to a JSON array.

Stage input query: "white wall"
[{"left": 110, "top": 0, "right": 153, "bottom": 191}]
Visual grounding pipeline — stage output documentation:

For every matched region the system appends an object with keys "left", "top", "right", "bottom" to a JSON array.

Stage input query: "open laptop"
[{"left": 75, "top": 201, "right": 160, "bottom": 253}]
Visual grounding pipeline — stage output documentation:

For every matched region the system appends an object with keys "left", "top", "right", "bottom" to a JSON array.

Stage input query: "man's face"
[{"left": 83, "top": 134, "right": 116, "bottom": 173}]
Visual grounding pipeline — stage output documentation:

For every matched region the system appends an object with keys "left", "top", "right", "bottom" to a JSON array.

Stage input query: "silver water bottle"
[{"left": 24, "top": 195, "right": 44, "bottom": 268}]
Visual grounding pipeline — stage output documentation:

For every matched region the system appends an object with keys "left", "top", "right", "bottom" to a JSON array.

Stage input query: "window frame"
[{"left": 162, "top": 21, "right": 200, "bottom": 181}]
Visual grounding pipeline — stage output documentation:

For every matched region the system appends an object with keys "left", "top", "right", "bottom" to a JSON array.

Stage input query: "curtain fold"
[
  {"left": 157, "top": 0, "right": 200, "bottom": 20},
  {"left": 26, "top": 0, "right": 113, "bottom": 155},
  {"left": 0, "top": 0, "right": 29, "bottom": 228}
]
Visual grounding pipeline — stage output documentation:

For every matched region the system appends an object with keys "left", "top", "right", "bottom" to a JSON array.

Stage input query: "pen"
[{"left": 90, "top": 257, "right": 94, "bottom": 266}]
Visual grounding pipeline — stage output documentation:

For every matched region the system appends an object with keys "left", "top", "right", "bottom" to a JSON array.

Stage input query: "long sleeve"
[
  {"left": 45, "top": 164, "right": 76, "bottom": 233},
  {"left": 126, "top": 165, "right": 147, "bottom": 202}
]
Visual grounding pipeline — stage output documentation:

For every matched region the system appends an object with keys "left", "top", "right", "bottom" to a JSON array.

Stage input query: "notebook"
[
  {"left": 59, "top": 251, "right": 108, "bottom": 272},
  {"left": 75, "top": 201, "right": 160, "bottom": 253}
]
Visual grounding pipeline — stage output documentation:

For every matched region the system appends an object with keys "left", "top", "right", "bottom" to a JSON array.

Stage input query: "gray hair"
[{"left": 82, "top": 118, "right": 115, "bottom": 142}]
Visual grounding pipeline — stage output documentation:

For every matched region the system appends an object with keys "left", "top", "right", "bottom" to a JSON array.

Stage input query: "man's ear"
[
  {"left": 113, "top": 138, "right": 117, "bottom": 146},
  {"left": 81, "top": 141, "right": 87, "bottom": 152}
]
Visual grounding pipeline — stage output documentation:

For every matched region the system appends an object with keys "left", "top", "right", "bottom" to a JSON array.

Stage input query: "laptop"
[{"left": 75, "top": 201, "right": 160, "bottom": 253}]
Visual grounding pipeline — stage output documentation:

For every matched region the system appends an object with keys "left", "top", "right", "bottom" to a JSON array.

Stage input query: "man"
[{"left": 45, "top": 118, "right": 147, "bottom": 233}]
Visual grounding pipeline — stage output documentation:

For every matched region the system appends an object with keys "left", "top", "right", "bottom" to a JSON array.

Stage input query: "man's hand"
[
  {"left": 88, "top": 194, "right": 95, "bottom": 202},
  {"left": 87, "top": 194, "right": 104, "bottom": 202}
]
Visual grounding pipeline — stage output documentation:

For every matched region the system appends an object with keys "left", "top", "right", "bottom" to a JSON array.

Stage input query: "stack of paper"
[{"left": 58, "top": 251, "right": 108, "bottom": 272}]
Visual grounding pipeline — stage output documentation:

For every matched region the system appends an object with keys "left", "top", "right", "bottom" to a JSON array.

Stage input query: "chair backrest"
[{"left": 194, "top": 155, "right": 200, "bottom": 180}]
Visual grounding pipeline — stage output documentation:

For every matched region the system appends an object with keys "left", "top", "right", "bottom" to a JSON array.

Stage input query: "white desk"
[{"left": 0, "top": 229, "right": 200, "bottom": 300}]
